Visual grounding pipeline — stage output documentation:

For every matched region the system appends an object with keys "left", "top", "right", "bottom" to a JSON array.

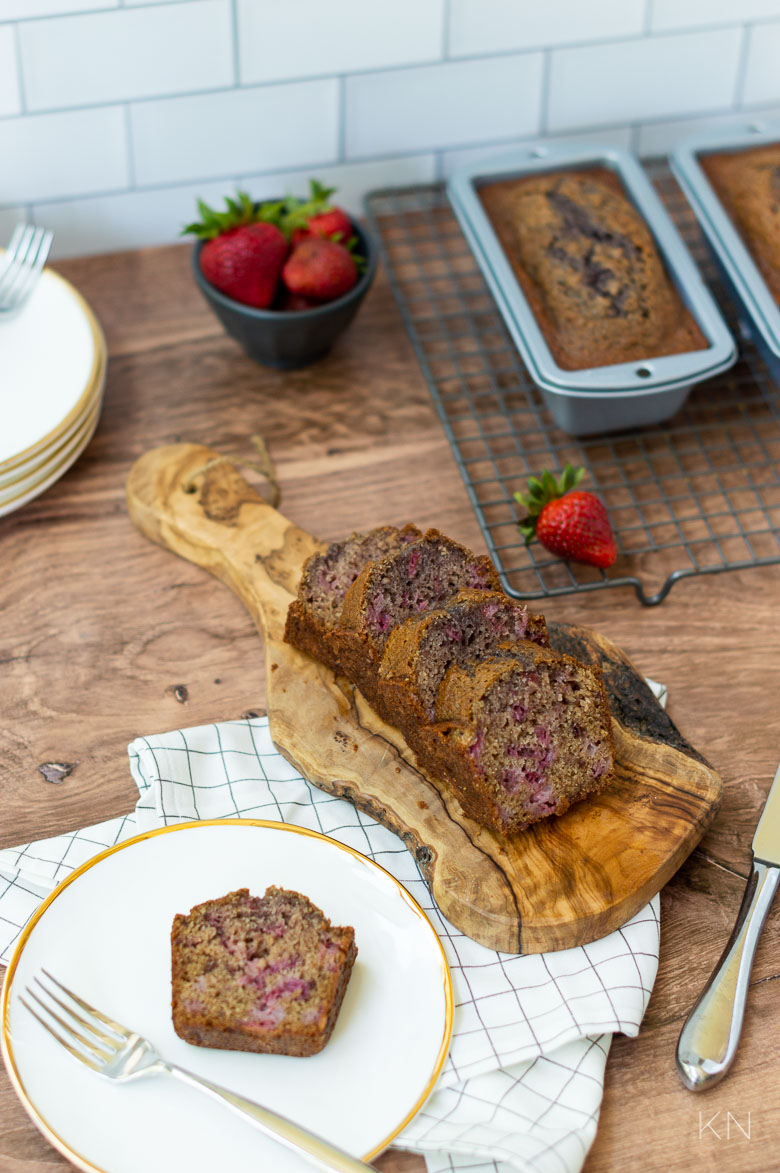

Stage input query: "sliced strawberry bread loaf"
[
  {"left": 377, "top": 589, "right": 548, "bottom": 731},
  {"left": 284, "top": 524, "right": 420, "bottom": 671},
  {"left": 421, "top": 647, "right": 615, "bottom": 834},
  {"left": 171, "top": 887, "right": 357, "bottom": 1056},
  {"left": 329, "top": 530, "right": 502, "bottom": 702}
]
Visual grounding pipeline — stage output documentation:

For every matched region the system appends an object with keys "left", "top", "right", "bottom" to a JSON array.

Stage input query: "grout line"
[
  {"left": 337, "top": 75, "right": 346, "bottom": 162},
  {"left": 733, "top": 23, "right": 752, "bottom": 108},
  {"left": 539, "top": 48, "right": 551, "bottom": 136},
  {"left": 441, "top": 0, "right": 451, "bottom": 59},
  {"left": 123, "top": 103, "right": 135, "bottom": 187},
  {"left": 230, "top": 0, "right": 240, "bottom": 86},
  {"left": 0, "top": 19, "right": 771, "bottom": 122},
  {"left": 0, "top": 116, "right": 657, "bottom": 212},
  {"left": 11, "top": 20, "right": 26, "bottom": 115},
  {"left": 643, "top": 0, "right": 654, "bottom": 35}
]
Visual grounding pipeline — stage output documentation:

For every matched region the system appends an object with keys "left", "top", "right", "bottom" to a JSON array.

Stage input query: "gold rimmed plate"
[
  {"left": 0, "top": 374, "right": 104, "bottom": 509},
  {"left": 0, "top": 265, "right": 106, "bottom": 473},
  {"left": 1, "top": 820, "right": 453, "bottom": 1173}
]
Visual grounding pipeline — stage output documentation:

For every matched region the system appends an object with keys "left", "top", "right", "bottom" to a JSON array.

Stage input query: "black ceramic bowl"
[{"left": 192, "top": 219, "right": 377, "bottom": 370}]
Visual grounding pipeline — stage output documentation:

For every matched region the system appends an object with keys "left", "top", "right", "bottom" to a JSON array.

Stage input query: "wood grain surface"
[
  {"left": 1, "top": 242, "right": 780, "bottom": 1172},
  {"left": 126, "top": 441, "right": 721, "bottom": 954}
]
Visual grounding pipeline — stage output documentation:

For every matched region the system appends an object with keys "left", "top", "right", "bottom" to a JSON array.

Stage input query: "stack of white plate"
[{"left": 0, "top": 268, "right": 107, "bottom": 518}]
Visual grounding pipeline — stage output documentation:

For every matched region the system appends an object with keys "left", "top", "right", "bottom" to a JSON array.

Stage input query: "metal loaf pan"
[
  {"left": 447, "top": 142, "right": 736, "bottom": 436},
  {"left": 671, "top": 121, "right": 780, "bottom": 386}
]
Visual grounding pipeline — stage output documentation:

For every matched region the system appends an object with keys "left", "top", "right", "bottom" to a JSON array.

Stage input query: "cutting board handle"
[{"left": 126, "top": 442, "right": 322, "bottom": 642}]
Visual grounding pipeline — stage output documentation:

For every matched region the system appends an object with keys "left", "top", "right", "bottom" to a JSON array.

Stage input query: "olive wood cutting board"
[{"left": 126, "top": 443, "right": 722, "bottom": 954}]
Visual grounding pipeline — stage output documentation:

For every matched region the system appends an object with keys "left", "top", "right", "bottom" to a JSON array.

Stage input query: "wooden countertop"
[{"left": 2, "top": 244, "right": 780, "bottom": 1173}]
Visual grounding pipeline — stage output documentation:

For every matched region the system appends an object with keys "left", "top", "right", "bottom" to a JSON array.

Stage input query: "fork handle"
[{"left": 166, "top": 1062, "right": 375, "bottom": 1171}]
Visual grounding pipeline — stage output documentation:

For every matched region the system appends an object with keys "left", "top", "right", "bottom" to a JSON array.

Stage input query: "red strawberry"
[
  {"left": 183, "top": 191, "right": 288, "bottom": 308},
  {"left": 282, "top": 237, "right": 359, "bottom": 303},
  {"left": 306, "top": 206, "right": 353, "bottom": 243},
  {"left": 515, "top": 465, "right": 617, "bottom": 568}
]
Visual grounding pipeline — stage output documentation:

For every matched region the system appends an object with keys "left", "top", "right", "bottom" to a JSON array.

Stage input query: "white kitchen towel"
[{"left": 0, "top": 707, "right": 663, "bottom": 1173}]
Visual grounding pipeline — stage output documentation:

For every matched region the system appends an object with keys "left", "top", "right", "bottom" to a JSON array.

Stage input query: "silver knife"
[{"left": 677, "top": 759, "right": 780, "bottom": 1091}]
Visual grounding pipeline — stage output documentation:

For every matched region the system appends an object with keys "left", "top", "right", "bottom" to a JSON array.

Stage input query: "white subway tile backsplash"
[
  {"left": 345, "top": 54, "right": 543, "bottom": 157},
  {"left": 439, "top": 125, "right": 635, "bottom": 178},
  {"left": 651, "top": 0, "right": 780, "bottom": 32},
  {"left": 742, "top": 21, "right": 780, "bottom": 107},
  {"left": 548, "top": 29, "right": 742, "bottom": 131},
  {"left": 34, "top": 179, "right": 233, "bottom": 259},
  {"left": 3, "top": 3, "right": 778, "bottom": 258},
  {"left": 448, "top": 0, "right": 644, "bottom": 57},
  {"left": 130, "top": 79, "right": 340, "bottom": 187},
  {"left": 19, "top": 0, "right": 233, "bottom": 111},
  {"left": 0, "top": 107, "right": 127, "bottom": 204},
  {"left": 0, "top": 0, "right": 116, "bottom": 18},
  {"left": 0, "top": 25, "right": 19, "bottom": 116},
  {"left": 636, "top": 106, "right": 780, "bottom": 156},
  {"left": 237, "top": 156, "right": 438, "bottom": 218},
  {"left": 238, "top": 0, "right": 443, "bottom": 85},
  {"left": 33, "top": 156, "right": 438, "bottom": 260}
]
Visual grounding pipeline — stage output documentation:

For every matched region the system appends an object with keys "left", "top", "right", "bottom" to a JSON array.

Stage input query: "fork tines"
[
  {"left": 0, "top": 223, "right": 54, "bottom": 315},
  {"left": 20, "top": 969, "right": 125, "bottom": 1070}
]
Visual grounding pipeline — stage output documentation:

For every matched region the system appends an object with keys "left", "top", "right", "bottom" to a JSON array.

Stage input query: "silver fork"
[
  {"left": 21, "top": 970, "right": 373, "bottom": 1173},
  {"left": 0, "top": 224, "right": 54, "bottom": 316}
]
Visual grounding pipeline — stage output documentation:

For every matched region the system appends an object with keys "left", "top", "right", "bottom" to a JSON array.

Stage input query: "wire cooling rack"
[{"left": 364, "top": 162, "right": 780, "bottom": 605}]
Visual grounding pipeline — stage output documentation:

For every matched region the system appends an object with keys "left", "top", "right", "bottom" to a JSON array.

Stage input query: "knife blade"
[{"left": 676, "top": 759, "right": 780, "bottom": 1091}]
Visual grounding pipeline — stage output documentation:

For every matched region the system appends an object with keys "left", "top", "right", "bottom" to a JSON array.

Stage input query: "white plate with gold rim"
[
  {"left": 0, "top": 264, "right": 106, "bottom": 472},
  {"left": 0, "top": 397, "right": 102, "bottom": 517},
  {"left": 0, "top": 379, "right": 103, "bottom": 500},
  {"left": 0, "top": 360, "right": 104, "bottom": 491},
  {"left": 1, "top": 820, "right": 453, "bottom": 1173}
]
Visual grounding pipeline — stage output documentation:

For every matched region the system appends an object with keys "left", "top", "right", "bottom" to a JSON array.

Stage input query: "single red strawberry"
[
  {"left": 183, "top": 191, "right": 288, "bottom": 308},
  {"left": 514, "top": 465, "right": 617, "bottom": 568},
  {"left": 282, "top": 237, "right": 359, "bottom": 303},
  {"left": 306, "top": 206, "right": 353, "bottom": 243}
]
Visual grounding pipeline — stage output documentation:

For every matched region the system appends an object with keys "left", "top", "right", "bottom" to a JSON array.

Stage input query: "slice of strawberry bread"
[
  {"left": 377, "top": 589, "right": 548, "bottom": 732},
  {"left": 328, "top": 530, "right": 502, "bottom": 703},
  {"left": 284, "top": 524, "right": 420, "bottom": 672},
  {"left": 171, "top": 887, "right": 357, "bottom": 1056},
  {"left": 420, "top": 646, "right": 615, "bottom": 834}
]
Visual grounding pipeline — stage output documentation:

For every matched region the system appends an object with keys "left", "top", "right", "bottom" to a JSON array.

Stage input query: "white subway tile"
[
  {"left": 548, "top": 29, "right": 741, "bottom": 131},
  {"left": 345, "top": 54, "right": 543, "bottom": 157},
  {"left": 238, "top": 0, "right": 444, "bottom": 85},
  {"left": 636, "top": 106, "right": 780, "bottom": 156},
  {"left": 33, "top": 179, "right": 233, "bottom": 259},
  {"left": 651, "top": 0, "right": 780, "bottom": 32},
  {"left": 237, "top": 155, "right": 438, "bottom": 218},
  {"left": 0, "top": 0, "right": 116, "bottom": 16},
  {"left": 448, "top": 0, "right": 644, "bottom": 57},
  {"left": 439, "top": 126, "right": 634, "bottom": 177},
  {"left": 0, "top": 107, "right": 128, "bottom": 204},
  {"left": 130, "top": 79, "right": 340, "bottom": 186},
  {"left": 0, "top": 26, "right": 19, "bottom": 116},
  {"left": 19, "top": 0, "right": 232, "bottom": 111},
  {"left": 742, "top": 21, "right": 780, "bottom": 107}
]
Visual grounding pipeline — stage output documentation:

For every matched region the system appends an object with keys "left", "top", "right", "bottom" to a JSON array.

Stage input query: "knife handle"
[{"left": 677, "top": 858, "right": 780, "bottom": 1091}]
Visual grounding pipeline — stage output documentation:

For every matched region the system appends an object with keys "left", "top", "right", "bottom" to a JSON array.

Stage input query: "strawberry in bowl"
[{"left": 184, "top": 182, "right": 376, "bottom": 369}]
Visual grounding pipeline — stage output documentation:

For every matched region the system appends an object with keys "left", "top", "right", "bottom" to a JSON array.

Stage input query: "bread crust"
[
  {"left": 479, "top": 168, "right": 707, "bottom": 371},
  {"left": 328, "top": 530, "right": 502, "bottom": 703},
  {"left": 701, "top": 144, "right": 780, "bottom": 307},
  {"left": 171, "top": 888, "right": 357, "bottom": 1056}
]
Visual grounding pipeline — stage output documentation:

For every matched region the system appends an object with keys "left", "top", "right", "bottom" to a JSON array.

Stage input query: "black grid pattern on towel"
[
  {"left": 0, "top": 717, "right": 660, "bottom": 1173},
  {"left": 364, "top": 162, "right": 780, "bottom": 606}
]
